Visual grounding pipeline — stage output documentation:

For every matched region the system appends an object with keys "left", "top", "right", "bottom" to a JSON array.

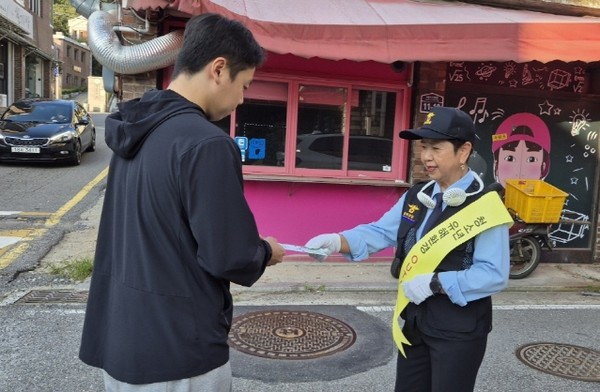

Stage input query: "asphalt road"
[{"left": 1, "top": 289, "right": 600, "bottom": 392}]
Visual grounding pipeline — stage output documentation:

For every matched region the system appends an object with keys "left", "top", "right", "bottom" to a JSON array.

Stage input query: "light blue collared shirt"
[{"left": 341, "top": 170, "right": 510, "bottom": 306}]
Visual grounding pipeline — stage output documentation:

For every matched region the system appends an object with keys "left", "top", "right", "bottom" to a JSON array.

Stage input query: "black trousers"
[{"left": 394, "top": 333, "right": 488, "bottom": 392}]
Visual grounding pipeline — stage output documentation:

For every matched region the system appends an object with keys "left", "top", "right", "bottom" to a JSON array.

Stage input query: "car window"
[
  {"left": 348, "top": 138, "right": 392, "bottom": 165},
  {"left": 50, "top": 104, "right": 72, "bottom": 123},
  {"left": 2, "top": 102, "right": 71, "bottom": 124},
  {"left": 307, "top": 135, "right": 343, "bottom": 158},
  {"left": 75, "top": 103, "right": 89, "bottom": 123}
]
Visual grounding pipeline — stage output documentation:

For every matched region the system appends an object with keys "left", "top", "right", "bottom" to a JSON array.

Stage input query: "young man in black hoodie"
[{"left": 79, "top": 13, "right": 285, "bottom": 391}]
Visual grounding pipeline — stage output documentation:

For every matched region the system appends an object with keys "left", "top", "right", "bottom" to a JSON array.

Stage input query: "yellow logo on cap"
[
  {"left": 492, "top": 133, "right": 508, "bottom": 142},
  {"left": 423, "top": 112, "right": 435, "bottom": 125}
]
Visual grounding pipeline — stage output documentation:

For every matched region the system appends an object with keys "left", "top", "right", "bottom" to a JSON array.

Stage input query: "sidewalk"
[{"left": 38, "top": 194, "right": 600, "bottom": 294}]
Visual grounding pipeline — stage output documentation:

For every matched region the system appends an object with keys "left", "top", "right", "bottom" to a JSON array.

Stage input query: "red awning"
[{"left": 129, "top": 0, "right": 600, "bottom": 63}]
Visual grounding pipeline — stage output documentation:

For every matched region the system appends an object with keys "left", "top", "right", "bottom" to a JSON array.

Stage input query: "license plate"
[{"left": 11, "top": 146, "right": 40, "bottom": 153}]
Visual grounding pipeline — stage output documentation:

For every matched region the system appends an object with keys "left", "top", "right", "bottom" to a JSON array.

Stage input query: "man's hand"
[
  {"left": 263, "top": 236, "right": 285, "bottom": 266},
  {"left": 402, "top": 273, "right": 434, "bottom": 305},
  {"left": 304, "top": 233, "right": 341, "bottom": 261}
]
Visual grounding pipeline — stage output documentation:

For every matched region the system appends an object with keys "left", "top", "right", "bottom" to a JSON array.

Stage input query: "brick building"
[
  {"left": 52, "top": 32, "right": 91, "bottom": 92},
  {"left": 0, "top": 0, "right": 55, "bottom": 109}
]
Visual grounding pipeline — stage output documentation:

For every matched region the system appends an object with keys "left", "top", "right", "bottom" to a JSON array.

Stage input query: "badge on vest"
[{"left": 402, "top": 203, "right": 420, "bottom": 223}]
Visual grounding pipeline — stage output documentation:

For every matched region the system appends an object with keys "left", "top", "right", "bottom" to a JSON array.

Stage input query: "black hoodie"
[{"left": 79, "top": 89, "right": 271, "bottom": 384}]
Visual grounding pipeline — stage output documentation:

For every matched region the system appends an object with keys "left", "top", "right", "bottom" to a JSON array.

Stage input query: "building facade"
[
  {"left": 78, "top": 0, "right": 600, "bottom": 263},
  {"left": 52, "top": 32, "right": 91, "bottom": 93},
  {"left": 0, "top": 0, "right": 55, "bottom": 109}
]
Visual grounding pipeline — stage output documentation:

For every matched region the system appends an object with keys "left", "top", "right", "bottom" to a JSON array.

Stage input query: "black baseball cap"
[{"left": 399, "top": 107, "right": 475, "bottom": 143}]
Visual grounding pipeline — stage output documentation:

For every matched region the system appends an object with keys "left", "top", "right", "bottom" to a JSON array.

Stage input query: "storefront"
[
  {"left": 0, "top": 0, "right": 54, "bottom": 106},
  {"left": 86, "top": 0, "right": 600, "bottom": 261}
]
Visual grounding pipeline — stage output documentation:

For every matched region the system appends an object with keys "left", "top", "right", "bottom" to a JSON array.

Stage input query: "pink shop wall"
[{"left": 244, "top": 180, "right": 406, "bottom": 261}]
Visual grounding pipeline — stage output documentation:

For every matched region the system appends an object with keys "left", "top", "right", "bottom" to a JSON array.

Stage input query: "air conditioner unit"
[{"left": 0, "top": 94, "right": 7, "bottom": 107}]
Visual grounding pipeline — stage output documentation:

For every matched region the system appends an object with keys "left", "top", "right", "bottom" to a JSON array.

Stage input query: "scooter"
[{"left": 508, "top": 219, "right": 553, "bottom": 279}]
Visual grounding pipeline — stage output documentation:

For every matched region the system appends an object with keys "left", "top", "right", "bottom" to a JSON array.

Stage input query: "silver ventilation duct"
[
  {"left": 87, "top": 11, "right": 183, "bottom": 74},
  {"left": 71, "top": 1, "right": 184, "bottom": 75},
  {"left": 70, "top": 0, "right": 105, "bottom": 18}
]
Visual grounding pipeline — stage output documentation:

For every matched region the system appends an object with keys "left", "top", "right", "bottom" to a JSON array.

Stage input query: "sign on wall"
[{"left": 447, "top": 61, "right": 598, "bottom": 249}]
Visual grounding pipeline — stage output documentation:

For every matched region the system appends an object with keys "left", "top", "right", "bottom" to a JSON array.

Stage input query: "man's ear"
[{"left": 211, "top": 57, "right": 227, "bottom": 82}]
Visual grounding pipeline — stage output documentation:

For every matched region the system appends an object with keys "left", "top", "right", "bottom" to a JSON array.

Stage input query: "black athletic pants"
[{"left": 394, "top": 333, "right": 488, "bottom": 392}]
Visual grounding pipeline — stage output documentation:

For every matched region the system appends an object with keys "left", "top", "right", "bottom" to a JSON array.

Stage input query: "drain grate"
[
  {"left": 15, "top": 289, "right": 89, "bottom": 304},
  {"left": 516, "top": 342, "right": 600, "bottom": 382},
  {"left": 228, "top": 310, "right": 356, "bottom": 360}
]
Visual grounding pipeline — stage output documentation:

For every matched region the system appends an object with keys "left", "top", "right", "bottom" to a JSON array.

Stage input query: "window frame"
[{"left": 230, "top": 73, "right": 410, "bottom": 182}]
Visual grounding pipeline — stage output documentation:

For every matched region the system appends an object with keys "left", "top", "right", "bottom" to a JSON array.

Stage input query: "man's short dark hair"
[{"left": 172, "top": 13, "right": 265, "bottom": 80}]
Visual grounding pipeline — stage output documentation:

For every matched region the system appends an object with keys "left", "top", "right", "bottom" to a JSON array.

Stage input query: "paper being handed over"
[{"left": 281, "top": 244, "right": 330, "bottom": 258}]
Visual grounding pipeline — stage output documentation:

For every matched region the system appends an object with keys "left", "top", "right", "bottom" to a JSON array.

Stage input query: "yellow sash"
[{"left": 392, "top": 191, "right": 513, "bottom": 357}]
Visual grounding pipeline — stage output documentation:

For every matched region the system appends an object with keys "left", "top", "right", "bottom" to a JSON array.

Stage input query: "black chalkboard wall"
[{"left": 445, "top": 61, "right": 599, "bottom": 250}]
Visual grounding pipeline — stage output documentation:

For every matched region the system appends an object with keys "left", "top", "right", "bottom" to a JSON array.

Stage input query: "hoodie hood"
[{"left": 105, "top": 89, "right": 203, "bottom": 159}]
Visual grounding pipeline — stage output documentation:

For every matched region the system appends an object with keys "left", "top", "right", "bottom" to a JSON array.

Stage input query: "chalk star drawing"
[
  {"left": 565, "top": 155, "right": 574, "bottom": 163},
  {"left": 570, "top": 177, "right": 579, "bottom": 185},
  {"left": 538, "top": 100, "right": 553, "bottom": 115}
]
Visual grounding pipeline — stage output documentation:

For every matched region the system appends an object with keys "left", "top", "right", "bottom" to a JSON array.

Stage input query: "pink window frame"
[{"left": 229, "top": 72, "right": 412, "bottom": 183}]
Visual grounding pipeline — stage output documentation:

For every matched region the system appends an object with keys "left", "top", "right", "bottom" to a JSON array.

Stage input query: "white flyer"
[{"left": 281, "top": 244, "right": 329, "bottom": 257}]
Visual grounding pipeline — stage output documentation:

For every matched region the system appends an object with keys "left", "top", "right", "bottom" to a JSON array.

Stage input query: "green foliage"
[
  {"left": 49, "top": 257, "right": 94, "bottom": 281},
  {"left": 53, "top": 0, "right": 80, "bottom": 35},
  {"left": 62, "top": 86, "right": 87, "bottom": 95}
]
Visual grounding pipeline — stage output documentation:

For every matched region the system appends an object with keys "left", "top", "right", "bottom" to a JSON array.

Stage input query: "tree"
[{"left": 53, "top": 0, "right": 79, "bottom": 36}]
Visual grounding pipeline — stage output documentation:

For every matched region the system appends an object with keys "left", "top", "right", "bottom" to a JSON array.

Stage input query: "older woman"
[{"left": 305, "top": 106, "right": 511, "bottom": 392}]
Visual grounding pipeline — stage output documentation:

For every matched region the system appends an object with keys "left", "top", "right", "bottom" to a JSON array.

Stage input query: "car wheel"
[
  {"left": 86, "top": 129, "right": 96, "bottom": 152},
  {"left": 70, "top": 140, "right": 82, "bottom": 166}
]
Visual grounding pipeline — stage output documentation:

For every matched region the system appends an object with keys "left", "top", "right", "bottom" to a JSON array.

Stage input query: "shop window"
[
  {"left": 234, "top": 80, "right": 288, "bottom": 167},
  {"left": 348, "top": 90, "right": 395, "bottom": 172},
  {"left": 230, "top": 78, "right": 405, "bottom": 180},
  {"left": 296, "top": 85, "right": 346, "bottom": 170}
]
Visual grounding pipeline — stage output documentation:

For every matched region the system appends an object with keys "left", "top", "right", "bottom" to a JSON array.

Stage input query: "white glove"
[
  {"left": 304, "top": 233, "right": 341, "bottom": 261},
  {"left": 402, "top": 273, "right": 434, "bottom": 305}
]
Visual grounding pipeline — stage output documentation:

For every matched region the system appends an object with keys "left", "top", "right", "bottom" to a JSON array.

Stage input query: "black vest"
[{"left": 396, "top": 180, "right": 493, "bottom": 342}]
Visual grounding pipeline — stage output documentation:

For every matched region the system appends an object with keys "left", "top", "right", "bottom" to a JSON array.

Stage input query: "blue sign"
[
  {"left": 248, "top": 138, "right": 266, "bottom": 160},
  {"left": 234, "top": 136, "right": 248, "bottom": 151}
]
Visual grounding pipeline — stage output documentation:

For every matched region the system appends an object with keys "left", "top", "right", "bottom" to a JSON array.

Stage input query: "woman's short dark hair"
[{"left": 172, "top": 13, "right": 265, "bottom": 80}]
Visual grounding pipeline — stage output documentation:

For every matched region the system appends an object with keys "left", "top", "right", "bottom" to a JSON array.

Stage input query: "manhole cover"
[
  {"left": 516, "top": 343, "right": 600, "bottom": 382},
  {"left": 15, "top": 289, "right": 88, "bottom": 304},
  {"left": 228, "top": 310, "right": 356, "bottom": 360}
]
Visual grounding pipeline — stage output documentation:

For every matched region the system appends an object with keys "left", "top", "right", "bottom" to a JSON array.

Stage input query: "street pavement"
[{"left": 1, "top": 194, "right": 600, "bottom": 391}]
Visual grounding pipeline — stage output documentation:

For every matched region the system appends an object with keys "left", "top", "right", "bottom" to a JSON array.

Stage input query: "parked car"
[
  {"left": 0, "top": 98, "right": 95, "bottom": 165},
  {"left": 292, "top": 133, "right": 393, "bottom": 171}
]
